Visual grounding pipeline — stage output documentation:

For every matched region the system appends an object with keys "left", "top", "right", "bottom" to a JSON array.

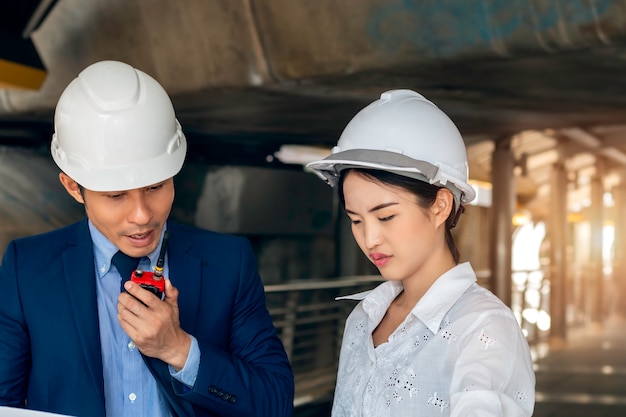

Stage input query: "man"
[{"left": 0, "top": 60, "right": 294, "bottom": 417}]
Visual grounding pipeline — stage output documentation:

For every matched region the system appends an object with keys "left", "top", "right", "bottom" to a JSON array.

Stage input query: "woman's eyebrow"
[{"left": 345, "top": 201, "right": 398, "bottom": 215}]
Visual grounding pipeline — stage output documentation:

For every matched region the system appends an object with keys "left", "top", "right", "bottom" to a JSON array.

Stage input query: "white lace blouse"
[{"left": 332, "top": 262, "right": 535, "bottom": 417}]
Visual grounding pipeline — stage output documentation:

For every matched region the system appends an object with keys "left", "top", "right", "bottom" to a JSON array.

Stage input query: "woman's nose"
[{"left": 363, "top": 223, "right": 382, "bottom": 249}]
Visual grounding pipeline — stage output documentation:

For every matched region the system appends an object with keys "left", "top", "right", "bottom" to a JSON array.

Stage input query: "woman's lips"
[{"left": 370, "top": 253, "right": 391, "bottom": 267}]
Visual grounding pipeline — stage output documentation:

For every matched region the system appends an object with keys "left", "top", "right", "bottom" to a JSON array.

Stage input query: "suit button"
[{"left": 229, "top": 396, "right": 237, "bottom": 404}]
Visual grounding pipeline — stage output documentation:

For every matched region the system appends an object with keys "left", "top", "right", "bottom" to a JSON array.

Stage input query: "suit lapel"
[
  {"left": 62, "top": 220, "right": 105, "bottom": 408},
  {"left": 141, "top": 357, "right": 195, "bottom": 417},
  {"left": 167, "top": 222, "right": 202, "bottom": 332},
  {"left": 140, "top": 222, "right": 200, "bottom": 417}
]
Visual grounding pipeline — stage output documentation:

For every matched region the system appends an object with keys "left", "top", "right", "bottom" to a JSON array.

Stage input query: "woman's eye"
[
  {"left": 349, "top": 219, "right": 361, "bottom": 225},
  {"left": 380, "top": 215, "right": 395, "bottom": 222}
]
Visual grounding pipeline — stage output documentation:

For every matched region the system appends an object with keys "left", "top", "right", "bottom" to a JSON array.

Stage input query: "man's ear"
[
  {"left": 59, "top": 172, "right": 85, "bottom": 204},
  {"left": 430, "top": 188, "right": 454, "bottom": 228}
]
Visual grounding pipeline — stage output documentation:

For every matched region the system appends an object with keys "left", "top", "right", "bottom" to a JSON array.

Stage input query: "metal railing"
[{"left": 264, "top": 275, "right": 382, "bottom": 406}]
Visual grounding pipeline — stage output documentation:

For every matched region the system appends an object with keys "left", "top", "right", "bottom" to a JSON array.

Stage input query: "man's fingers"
[
  {"left": 123, "top": 281, "right": 160, "bottom": 308},
  {"left": 163, "top": 279, "right": 179, "bottom": 304}
]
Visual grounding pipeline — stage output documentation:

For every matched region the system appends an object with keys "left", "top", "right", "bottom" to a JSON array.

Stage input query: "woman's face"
[{"left": 342, "top": 171, "right": 450, "bottom": 283}]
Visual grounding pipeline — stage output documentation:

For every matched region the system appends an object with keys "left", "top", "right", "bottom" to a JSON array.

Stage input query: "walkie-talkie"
[{"left": 131, "top": 230, "right": 169, "bottom": 299}]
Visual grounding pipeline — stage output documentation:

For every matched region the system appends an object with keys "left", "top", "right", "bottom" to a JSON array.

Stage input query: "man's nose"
[{"left": 128, "top": 195, "right": 153, "bottom": 224}]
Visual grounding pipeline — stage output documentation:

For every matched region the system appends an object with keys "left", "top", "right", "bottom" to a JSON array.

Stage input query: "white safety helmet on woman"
[
  {"left": 306, "top": 89, "right": 476, "bottom": 207},
  {"left": 51, "top": 60, "right": 187, "bottom": 192}
]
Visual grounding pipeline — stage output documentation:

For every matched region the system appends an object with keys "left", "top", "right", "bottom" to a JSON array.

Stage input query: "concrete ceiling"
[{"left": 2, "top": 0, "right": 626, "bottom": 173}]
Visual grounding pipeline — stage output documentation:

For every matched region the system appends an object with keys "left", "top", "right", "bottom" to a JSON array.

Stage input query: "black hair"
[{"left": 337, "top": 168, "right": 463, "bottom": 264}]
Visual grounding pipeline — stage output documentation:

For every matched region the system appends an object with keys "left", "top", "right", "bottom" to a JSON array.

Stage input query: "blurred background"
[{"left": 3, "top": 1, "right": 626, "bottom": 415}]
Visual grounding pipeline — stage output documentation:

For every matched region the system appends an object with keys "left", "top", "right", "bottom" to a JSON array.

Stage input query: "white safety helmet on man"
[
  {"left": 51, "top": 60, "right": 187, "bottom": 192},
  {"left": 307, "top": 89, "right": 476, "bottom": 206}
]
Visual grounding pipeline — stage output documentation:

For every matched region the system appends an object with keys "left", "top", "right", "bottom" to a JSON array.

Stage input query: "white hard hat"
[
  {"left": 307, "top": 89, "right": 475, "bottom": 204},
  {"left": 51, "top": 60, "right": 187, "bottom": 191}
]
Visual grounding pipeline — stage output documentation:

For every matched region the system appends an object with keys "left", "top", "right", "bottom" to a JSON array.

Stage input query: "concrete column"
[
  {"left": 612, "top": 172, "right": 626, "bottom": 318},
  {"left": 589, "top": 159, "right": 605, "bottom": 325},
  {"left": 489, "top": 136, "right": 515, "bottom": 307},
  {"left": 548, "top": 140, "right": 568, "bottom": 346}
]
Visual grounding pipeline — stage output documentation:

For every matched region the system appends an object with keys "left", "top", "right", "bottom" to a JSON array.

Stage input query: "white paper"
[{"left": 0, "top": 407, "right": 75, "bottom": 417}]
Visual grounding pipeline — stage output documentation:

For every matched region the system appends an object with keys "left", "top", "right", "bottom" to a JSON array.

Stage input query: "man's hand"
[{"left": 118, "top": 279, "right": 191, "bottom": 371}]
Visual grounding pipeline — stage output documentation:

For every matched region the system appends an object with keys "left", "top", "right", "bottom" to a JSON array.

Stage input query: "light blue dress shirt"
[{"left": 90, "top": 222, "right": 200, "bottom": 417}]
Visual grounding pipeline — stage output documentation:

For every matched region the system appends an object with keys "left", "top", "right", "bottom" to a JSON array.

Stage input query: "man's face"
[{"left": 60, "top": 173, "right": 174, "bottom": 257}]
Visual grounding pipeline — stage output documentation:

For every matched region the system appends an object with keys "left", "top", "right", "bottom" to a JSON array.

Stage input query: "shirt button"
[
  {"left": 128, "top": 341, "right": 136, "bottom": 350},
  {"left": 129, "top": 393, "right": 137, "bottom": 403}
]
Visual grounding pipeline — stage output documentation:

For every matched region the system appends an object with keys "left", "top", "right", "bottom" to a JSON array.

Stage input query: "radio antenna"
[{"left": 153, "top": 230, "right": 169, "bottom": 280}]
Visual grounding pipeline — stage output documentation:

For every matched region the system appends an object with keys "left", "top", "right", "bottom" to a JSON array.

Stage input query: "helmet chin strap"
[{"left": 450, "top": 204, "right": 465, "bottom": 229}]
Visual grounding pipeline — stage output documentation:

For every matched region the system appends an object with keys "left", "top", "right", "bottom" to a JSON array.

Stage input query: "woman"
[{"left": 307, "top": 90, "right": 535, "bottom": 416}]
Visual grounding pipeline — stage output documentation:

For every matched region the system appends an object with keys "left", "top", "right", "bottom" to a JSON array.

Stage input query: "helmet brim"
[{"left": 307, "top": 149, "right": 476, "bottom": 203}]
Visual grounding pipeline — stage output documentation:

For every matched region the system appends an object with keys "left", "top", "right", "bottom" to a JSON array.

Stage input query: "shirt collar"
[
  {"left": 412, "top": 262, "right": 476, "bottom": 333},
  {"left": 89, "top": 220, "right": 167, "bottom": 278},
  {"left": 337, "top": 262, "right": 477, "bottom": 334}
]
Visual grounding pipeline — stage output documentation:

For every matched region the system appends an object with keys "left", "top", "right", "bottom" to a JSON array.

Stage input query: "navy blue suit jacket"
[{"left": 0, "top": 219, "right": 294, "bottom": 417}]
